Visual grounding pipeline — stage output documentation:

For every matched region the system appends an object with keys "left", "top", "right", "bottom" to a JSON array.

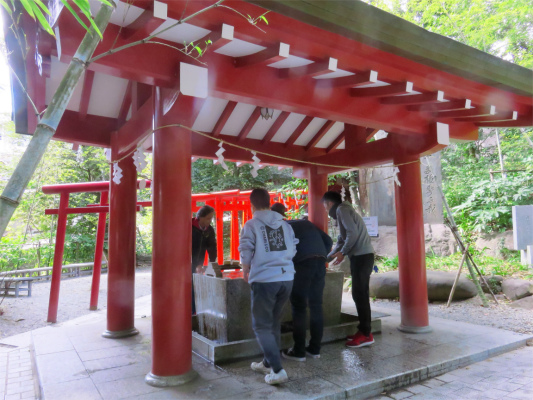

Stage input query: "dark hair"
[
  {"left": 250, "top": 188, "right": 271, "bottom": 210},
  {"left": 197, "top": 205, "right": 215, "bottom": 218},
  {"left": 271, "top": 202, "right": 286, "bottom": 217},
  {"left": 321, "top": 191, "right": 342, "bottom": 204}
]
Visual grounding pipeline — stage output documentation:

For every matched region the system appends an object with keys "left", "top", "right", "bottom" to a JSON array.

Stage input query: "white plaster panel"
[
  {"left": 247, "top": 110, "right": 282, "bottom": 140},
  {"left": 356, "top": 81, "right": 390, "bottom": 88},
  {"left": 87, "top": 73, "right": 129, "bottom": 118},
  {"left": 214, "top": 39, "right": 266, "bottom": 57},
  {"left": 220, "top": 103, "right": 257, "bottom": 136},
  {"left": 271, "top": 113, "right": 306, "bottom": 143},
  {"left": 315, "top": 121, "right": 344, "bottom": 148},
  {"left": 45, "top": 57, "right": 83, "bottom": 111},
  {"left": 268, "top": 56, "right": 313, "bottom": 69},
  {"left": 294, "top": 118, "right": 328, "bottom": 146},
  {"left": 192, "top": 97, "right": 230, "bottom": 132},
  {"left": 151, "top": 20, "right": 210, "bottom": 44}
]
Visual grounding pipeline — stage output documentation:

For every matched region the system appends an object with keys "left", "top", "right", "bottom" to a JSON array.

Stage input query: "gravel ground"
[
  {"left": 0, "top": 265, "right": 152, "bottom": 339},
  {"left": 371, "top": 296, "right": 533, "bottom": 335}
]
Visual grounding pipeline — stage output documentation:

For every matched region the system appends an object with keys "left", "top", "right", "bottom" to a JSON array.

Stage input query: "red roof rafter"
[
  {"left": 261, "top": 111, "right": 290, "bottom": 144},
  {"left": 118, "top": 80, "right": 133, "bottom": 126},
  {"left": 381, "top": 91, "right": 445, "bottom": 105},
  {"left": 324, "top": 70, "right": 378, "bottom": 88},
  {"left": 407, "top": 99, "right": 471, "bottom": 112},
  {"left": 78, "top": 70, "right": 95, "bottom": 120},
  {"left": 213, "top": 101, "right": 238, "bottom": 137},
  {"left": 278, "top": 58, "right": 336, "bottom": 79},
  {"left": 201, "top": 24, "right": 234, "bottom": 53},
  {"left": 121, "top": 8, "right": 165, "bottom": 42},
  {"left": 237, "top": 106, "right": 262, "bottom": 141},
  {"left": 437, "top": 105, "right": 496, "bottom": 119},
  {"left": 351, "top": 81, "right": 413, "bottom": 97},
  {"left": 234, "top": 43, "right": 289, "bottom": 68},
  {"left": 456, "top": 111, "right": 517, "bottom": 123},
  {"left": 305, "top": 120, "right": 335, "bottom": 150},
  {"left": 285, "top": 116, "right": 314, "bottom": 147},
  {"left": 474, "top": 114, "right": 533, "bottom": 127},
  {"left": 326, "top": 131, "right": 346, "bottom": 153}
]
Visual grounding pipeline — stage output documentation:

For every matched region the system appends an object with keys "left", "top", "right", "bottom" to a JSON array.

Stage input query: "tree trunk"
[
  {"left": 358, "top": 169, "right": 370, "bottom": 216},
  {"left": 0, "top": 2, "right": 115, "bottom": 237}
]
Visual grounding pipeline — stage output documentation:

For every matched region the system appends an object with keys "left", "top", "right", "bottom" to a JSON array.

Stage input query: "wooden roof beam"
[
  {"left": 121, "top": 1, "right": 167, "bottom": 42},
  {"left": 407, "top": 99, "right": 471, "bottom": 112},
  {"left": 474, "top": 114, "right": 533, "bottom": 127},
  {"left": 78, "top": 70, "right": 95, "bottom": 121},
  {"left": 118, "top": 81, "right": 133, "bottom": 126},
  {"left": 323, "top": 70, "right": 378, "bottom": 88},
  {"left": 234, "top": 43, "right": 289, "bottom": 68},
  {"left": 351, "top": 81, "right": 413, "bottom": 97},
  {"left": 212, "top": 101, "right": 238, "bottom": 137},
  {"left": 261, "top": 111, "right": 290, "bottom": 144},
  {"left": 278, "top": 57, "right": 337, "bottom": 79},
  {"left": 237, "top": 106, "right": 262, "bottom": 141},
  {"left": 305, "top": 120, "right": 335, "bottom": 150},
  {"left": 202, "top": 24, "right": 234, "bottom": 53},
  {"left": 456, "top": 111, "right": 517, "bottom": 123},
  {"left": 436, "top": 105, "right": 496, "bottom": 119},
  {"left": 285, "top": 116, "right": 314, "bottom": 147},
  {"left": 381, "top": 90, "right": 445, "bottom": 105},
  {"left": 326, "top": 131, "right": 346, "bottom": 153}
]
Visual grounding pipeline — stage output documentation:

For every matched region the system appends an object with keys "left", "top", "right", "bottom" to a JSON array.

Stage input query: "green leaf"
[
  {"left": 206, "top": 39, "right": 212, "bottom": 45},
  {"left": 73, "top": 0, "right": 91, "bottom": 15},
  {"left": 19, "top": 0, "right": 35, "bottom": 20},
  {"left": 194, "top": 46, "right": 202, "bottom": 56},
  {"left": 31, "top": 1, "right": 54, "bottom": 36},
  {"left": 60, "top": 0, "right": 89, "bottom": 32},
  {"left": 0, "top": 0, "right": 12, "bottom": 16},
  {"left": 32, "top": 0, "right": 51, "bottom": 15},
  {"left": 260, "top": 15, "right": 268, "bottom": 25}
]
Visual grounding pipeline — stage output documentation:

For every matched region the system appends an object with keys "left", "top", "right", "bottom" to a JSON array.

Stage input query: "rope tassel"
[{"left": 251, "top": 151, "right": 261, "bottom": 178}]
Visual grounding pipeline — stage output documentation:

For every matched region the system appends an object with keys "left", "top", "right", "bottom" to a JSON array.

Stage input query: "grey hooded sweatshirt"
[
  {"left": 239, "top": 210, "right": 298, "bottom": 284},
  {"left": 332, "top": 201, "right": 374, "bottom": 257}
]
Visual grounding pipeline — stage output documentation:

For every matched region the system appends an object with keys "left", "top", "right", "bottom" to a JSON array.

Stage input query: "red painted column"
[
  {"left": 103, "top": 150, "right": 138, "bottom": 338},
  {"left": 308, "top": 166, "right": 328, "bottom": 231},
  {"left": 90, "top": 190, "right": 108, "bottom": 311},
  {"left": 394, "top": 157, "right": 431, "bottom": 333},
  {"left": 146, "top": 92, "right": 196, "bottom": 386},
  {"left": 215, "top": 198, "right": 224, "bottom": 264},
  {"left": 47, "top": 193, "right": 69, "bottom": 323}
]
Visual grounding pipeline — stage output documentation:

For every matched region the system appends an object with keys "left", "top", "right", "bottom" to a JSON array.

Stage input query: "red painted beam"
[
  {"left": 436, "top": 105, "right": 496, "bottom": 118},
  {"left": 322, "top": 70, "right": 378, "bottom": 88},
  {"left": 366, "top": 128, "right": 380, "bottom": 141},
  {"left": 121, "top": 8, "right": 166, "bottom": 42},
  {"left": 407, "top": 99, "right": 471, "bottom": 112},
  {"left": 381, "top": 91, "right": 445, "bottom": 105},
  {"left": 326, "top": 131, "right": 345, "bottom": 153},
  {"left": 234, "top": 43, "right": 289, "bottom": 68},
  {"left": 351, "top": 81, "right": 413, "bottom": 97},
  {"left": 305, "top": 120, "right": 335, "bottom": 150},
  {"left": 455, "top": 111, "right": 517, "bottom": 123},
  {"left": 237, "top": 106, "right": 262, "bottom": 141},
  {"left": 278, "top": 58, "right": 336, "bottom": 79},
  {"left": 285, "top": 116, "right": 314, "bottom": 147},
  {"left": 116, "top": 94, "right": 154, "bottom": 155},
  {"left": 213, "top": 101, "right": 237, "bottom": 137},
  {"left": 118, "top": 80, "right": 133, "bottom": 125},
  {"left": 261, "top": 111, "right": 290, "bottom": 144},
  {"left": 345, "top": 125, "right": 371, "bottom": 148},
  {"left": 202, "top": 24, "right": 234, "bottom": 53},
  {"left": 475, "top": 114, "right": 533, "bottom": 128},
  {"left": 79, "top": 70, "right": 95, "bottom": 120},
  {"left": 53, "top": 111, "right": 113, "bottom": 147}
]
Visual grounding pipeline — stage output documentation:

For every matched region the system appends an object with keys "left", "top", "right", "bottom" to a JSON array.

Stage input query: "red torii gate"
[{"left": 42, "top": 181, "right": 307, "bottom": 322}]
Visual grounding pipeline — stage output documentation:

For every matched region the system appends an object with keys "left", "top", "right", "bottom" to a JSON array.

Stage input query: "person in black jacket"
[
  {"left": 271, "top": 203, "right": 333, "bottom": 361},
  {"left": 192, "top": 205, "right": 217, "bottom": 315}
]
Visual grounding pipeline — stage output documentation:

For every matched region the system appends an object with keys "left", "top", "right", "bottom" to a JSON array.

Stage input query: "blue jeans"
[{"left": 251, "top": 280, "right": 293, "bottom": 373}]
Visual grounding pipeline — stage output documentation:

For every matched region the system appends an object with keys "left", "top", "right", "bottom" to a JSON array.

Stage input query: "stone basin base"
[{"left": 192, "top": 312, "right": 383, "bottom": 364}]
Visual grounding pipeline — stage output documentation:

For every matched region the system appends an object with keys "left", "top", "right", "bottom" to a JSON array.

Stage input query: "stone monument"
[{"left": 512, "top": 205, "right": 533, "bottom": 266}]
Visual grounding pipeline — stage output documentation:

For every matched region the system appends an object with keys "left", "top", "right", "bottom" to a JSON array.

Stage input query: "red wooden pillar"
[
  {"left": 308, "top": 166, "right": 328, "bottom": 231},
  {"left": 89, "top": 190, "right": 108, "bottom": 311},
  {"left": 47, "top": 193, "right": 69, "bottom": 323},
  {"left": 146, "top": 93, "right": 197, "bottom": 386},
  {"left": 394, "top": 157, "right": 431, "bottom": 333},
  {"left": 103, "top": 150, "right": 138, "bottom": 338},
  {"left": 230, "top": 197, "right": 238, "bottom": 260},
  {"left": 215, "top": 197, "right": 224, "bottom": 264}
]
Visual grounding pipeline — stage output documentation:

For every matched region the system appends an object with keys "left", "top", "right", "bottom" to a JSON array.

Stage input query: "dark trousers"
[
  {"left": 291, "top": 258, "right": 326, "bottom": 356},
  {"left": 349, "top": 253, "right": 374, "bottom": 336},
  {"left": 251, "top": 281, "right": 293, "bottom": 373}
]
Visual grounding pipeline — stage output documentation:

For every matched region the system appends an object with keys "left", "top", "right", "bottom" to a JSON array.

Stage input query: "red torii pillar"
[
  {"left": 308, "top": 166, "right": 328, "bottom": 231},
  {"left": 103, "top": 139, "right": 138, "bottom": 339},
  {"left": 394, "top": 156, "right": 431, "bottom": 333},
  {"left": 146, "top": 89, "right": 197, "bottom": 386}
]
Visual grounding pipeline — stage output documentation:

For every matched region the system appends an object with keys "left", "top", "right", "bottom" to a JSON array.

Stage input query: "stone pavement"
[
  {"left": 0, "top": 335, "right": 39, "bottom": 400},
  {"left": 0, "top": 295, "right": 531, "bottom": 399},
  {"left": 371, "top": 345, "right": 533, "bottom": 400}
]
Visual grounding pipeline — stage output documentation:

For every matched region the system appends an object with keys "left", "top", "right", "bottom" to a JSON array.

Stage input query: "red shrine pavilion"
[{"left": 4, "top": 0, "right": 532, "bottom": 387}]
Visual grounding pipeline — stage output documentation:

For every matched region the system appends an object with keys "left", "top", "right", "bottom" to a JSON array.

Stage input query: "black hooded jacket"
[
  {"left": 287, "top": 219, "right": 333, "bottom": 264},
  {"left": 191, "top": 218, "right": 217, "bottom": 270}
]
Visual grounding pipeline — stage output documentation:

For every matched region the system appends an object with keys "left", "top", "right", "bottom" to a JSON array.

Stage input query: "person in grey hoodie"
[
  {"left": 239, "top": 188, "right": 298, "bottom": 385},
  {"left": 322, "top": 191, "right": 375, "bottom": 348}
]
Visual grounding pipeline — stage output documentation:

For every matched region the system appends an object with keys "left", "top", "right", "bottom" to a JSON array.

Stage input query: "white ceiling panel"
[
  {"left": 192, "top": 97, "right": 229, "bottom": 132},
  {"left": 356, "top": 81, "right": 390, "bottom": 88},
  {"left": 268, "top": 56, "right": 313, "bottom": 69},
  {"left": 313, "top": 69, "right": 354, "bottom": 80},
  {"left": 294, "top": 118, "right": 328, "bottom": 146},
  {"left": 315, "top": 122, "right": 344, "bottom": 148},
  {"left": 220, "top": 103, "right": 257, "bottom": 136},
  {"left": 271, "top": 113, "right": 306, "bottom": 143},
  {"left": 246, "top": 110, "right": 282, "bottom": 140},
  {"left": 90, "top": 1, "right": 144, "bottom": 27},
  {"left": 151, "top": 21, "right": 210, "bottom": 44},
  {"left": 337, "top": 140, "right": 346, "bottom": 149},
  {"left": 88, "top": 73, "right": 129, "bottom": 118},
  {"left": 46, "top": 57, "right": 83, "bottom": 111},
  {"left": 215, "top": 39, "right": 266, "bottom": 57}
]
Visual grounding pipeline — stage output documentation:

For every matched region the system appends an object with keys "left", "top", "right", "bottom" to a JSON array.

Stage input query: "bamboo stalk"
[
  {"left": 447, "top": 246, "right": 469, "bottom": 307},
  {"left": 0, "top": 2, "right": 116, "bottom": 238}
]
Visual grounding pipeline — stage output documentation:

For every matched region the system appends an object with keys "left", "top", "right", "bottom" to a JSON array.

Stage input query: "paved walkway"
[{"left": 372, "top": 346, "right": 533, "bottom": 400}]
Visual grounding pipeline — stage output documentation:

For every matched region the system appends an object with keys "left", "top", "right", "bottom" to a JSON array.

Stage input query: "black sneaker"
[
  {"left": 305, "top": 347, "right": 321, "bottom": 359},
  {"left": 281, "top": 348, "right": 306, "bottom": 362}
]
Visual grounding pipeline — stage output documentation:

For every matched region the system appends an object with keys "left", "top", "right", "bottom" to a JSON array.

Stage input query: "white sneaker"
[
  {"left": 251, "top": 360, "right": 271, "bottom": 374},
  {"left": 265, "top": 369, "right": 289, "bottom": 385}
]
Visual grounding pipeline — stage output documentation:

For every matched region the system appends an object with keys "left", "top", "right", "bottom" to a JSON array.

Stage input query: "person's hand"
[
  {"left": 242, "top": 265, "right": 251, "bottom": 283},
  {"left": 332, "top": 252, "right": 344, "bottom": 265}
]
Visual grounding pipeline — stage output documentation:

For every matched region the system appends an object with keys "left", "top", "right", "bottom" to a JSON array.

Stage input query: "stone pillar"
[
  {"left": 394, "top": 157, "right": 431, "bottom": 333},
  {"left": 308, "top": 166, "right": 328, "bottom": 232},
  {"left": 103, "top": 143, "right": 138, "bottom": 338}
]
